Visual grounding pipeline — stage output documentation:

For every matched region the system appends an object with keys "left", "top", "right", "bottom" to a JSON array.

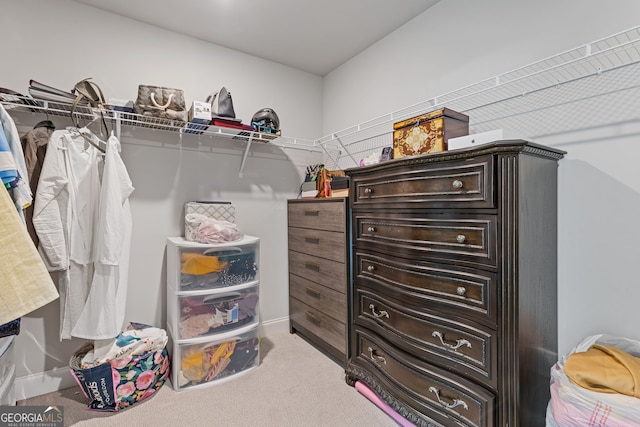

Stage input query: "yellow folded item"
[
  {"left": 181, "top": 340, "right": 237, "bottom": 383},
  {"left": 564, "top": 344, "right": 640, "bottom": 398},
  {"left": 181, "top": 253, "right": 228, "bottom": 275}
]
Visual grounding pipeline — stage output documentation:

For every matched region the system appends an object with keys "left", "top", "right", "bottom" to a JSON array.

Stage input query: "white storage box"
[
  {"left": 448, "top": 129, "right": 515, "bottom": 151},
  {"left": 189, "top": 100, "right": 212, "bottom": 123},
  {"left": 169, "top": 325, "right": 260, "bottom": 391}
]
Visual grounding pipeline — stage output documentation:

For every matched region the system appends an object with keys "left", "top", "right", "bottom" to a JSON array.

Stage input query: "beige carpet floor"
[{"left": 18, "top": 332, "right": 401, "bottom": 427}]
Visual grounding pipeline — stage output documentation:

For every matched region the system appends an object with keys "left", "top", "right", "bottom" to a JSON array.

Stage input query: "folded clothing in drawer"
[
  {"left": 177, "top": 286, "right": 259, "bottom": 339},
  {"left": 180, "top": 246, "right": 258, "bottom": 290}
]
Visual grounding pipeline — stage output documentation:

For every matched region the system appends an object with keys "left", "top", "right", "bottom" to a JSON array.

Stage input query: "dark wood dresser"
[
  {"left": 288, "top": 198, "right": 348, "bottom": 364},
  {"left": 344, "top": 141, "right": 565, "bottom": 427}
]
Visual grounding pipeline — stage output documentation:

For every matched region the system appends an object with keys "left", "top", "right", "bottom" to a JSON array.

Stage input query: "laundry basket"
[{"left": 69, "top": 323, "right": 170, "bottom": 411}]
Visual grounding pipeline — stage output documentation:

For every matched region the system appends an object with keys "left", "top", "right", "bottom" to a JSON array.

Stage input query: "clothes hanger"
[
  {"left": 34, "top": 120, "right": 55, "bottom": 130},
  {"left": 67, "top": 126, "right": 106, "bottom": 153},
  {"left": 67, "top": 100, "right": 109, "bottom": 153}
]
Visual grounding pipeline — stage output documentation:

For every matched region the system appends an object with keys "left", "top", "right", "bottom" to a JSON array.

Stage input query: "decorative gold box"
[{"left": 393, "top": 108, "right": 469, "bottom": 158}]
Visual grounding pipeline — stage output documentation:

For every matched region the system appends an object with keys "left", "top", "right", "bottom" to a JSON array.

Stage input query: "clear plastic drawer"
[
  {"left": 170, "top": 327, "right": 260, "bottom": 391},
  {"left": 167, "top": 237, "right": 259, "bottom": 291},
  {"left": 169, "top": 284, "right": 259, "bottom": 340}
]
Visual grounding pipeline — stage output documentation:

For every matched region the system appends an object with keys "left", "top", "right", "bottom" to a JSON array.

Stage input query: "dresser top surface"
[{"left": 345, "top": 140, "right": 565, "bottom": 176}]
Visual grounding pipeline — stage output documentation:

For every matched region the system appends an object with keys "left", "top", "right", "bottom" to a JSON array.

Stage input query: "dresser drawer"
[
  {"left": 289, "top": 250, "right": 346, "bottom": 291},
  {"left": 290, "top": 298, "right": 346, "bottom": 353},
  {"left": 354, "top": 213, "right": 497, "bottom": 268},
  {"left": 355, "top": 251, "right": 497, "bottom": 327},
  {"left": 351, "top": 156, "right": 494, "bottom": 209},
  {"left": 353, "top": 329, "right": 495, "bottom": 427},
  {"left": 290, "top": 274, "right": 346, "bottom": 320},
  {"left": 288, "top": 227, "right": 345, "bottom": 263},
  {"left": 288, "top": 200, "right": 346, "bottom": 232},
  {"left": 355, "top": 288, "right": 497, "bottom": 389}
]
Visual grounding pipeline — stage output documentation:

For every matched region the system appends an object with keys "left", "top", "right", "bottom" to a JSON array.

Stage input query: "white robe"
[
  {"left": 33, "top": 130, "right": 133, "bottom": 340},
  {"left": 72, "top": 135, "right": 133, "bottom": 340}
]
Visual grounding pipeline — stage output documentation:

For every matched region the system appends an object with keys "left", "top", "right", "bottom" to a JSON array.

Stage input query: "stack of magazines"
[{"left": 28, "top": 80, "right": 85, "bottom": 105}]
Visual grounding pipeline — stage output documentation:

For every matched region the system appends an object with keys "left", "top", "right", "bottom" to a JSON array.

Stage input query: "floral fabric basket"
[{"left": 69, "top": 323, "right": 170, "bottom": 412}]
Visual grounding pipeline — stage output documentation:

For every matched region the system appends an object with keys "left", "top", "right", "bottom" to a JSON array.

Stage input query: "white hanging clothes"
[
  {"left": 33, "top": 130, "right": 133, "bottom": 341},
  {"left": 71, "top": 135, "right": 134, "bottom": 340}
]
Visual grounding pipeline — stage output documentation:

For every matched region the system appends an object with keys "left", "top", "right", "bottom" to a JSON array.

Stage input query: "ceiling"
[{"left": 73, "top": 0, "right": 440, "bottom": 76}]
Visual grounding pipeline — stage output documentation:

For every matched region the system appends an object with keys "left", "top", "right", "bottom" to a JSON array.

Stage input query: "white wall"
[
  {"left": 323, "top": 0, "right": 640, "bottom": 358},
  {"left": 1, "top": 0, "right": 323, "bottom": 398}
]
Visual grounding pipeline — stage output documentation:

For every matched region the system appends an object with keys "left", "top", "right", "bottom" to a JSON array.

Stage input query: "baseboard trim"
[
  {"left": 16, "top": 317, "right": 291, "bottom": 401},
  {"left": 258, "top": 316, "right": 290, "bottom": 337},
  {"left": 15, "top": 365, "right": 77, "bottom": 401}
]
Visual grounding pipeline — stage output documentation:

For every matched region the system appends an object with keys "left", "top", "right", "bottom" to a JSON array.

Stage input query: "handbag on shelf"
[
  {"left": 133, "top": 85, "right": 188, "bottom": 122},
  {"left": 206, "top": 87, "right": 237, "bottom": 120},
  {"left": 70, "top": 77, "right": 110, "bottom": 135}
]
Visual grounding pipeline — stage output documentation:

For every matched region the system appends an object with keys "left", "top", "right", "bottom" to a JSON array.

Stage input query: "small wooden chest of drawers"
[
  {"left": 345, "top": 141, "right": 565, "bottom": 427},
  {"left": 288, "top": 198, "right": 348, "bottom": 364}
]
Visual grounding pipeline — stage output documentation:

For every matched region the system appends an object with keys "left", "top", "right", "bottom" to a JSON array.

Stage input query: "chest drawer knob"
[
  {"left": 367, "top": 265, "right": 375, "bottom": 273},
  {"left": 368, "top": 303, "right": 389, "bottom": 319},
  {"left": 456, "top": 234, "right": 467, "bottom": 244},
  {"left": 452, "top": 179, "right": 464, "bottom": 189},
  {"left": 367, "top": 346, "right": 387, "bottom": 365},
  {"left": 456, "top": 286, "right": 467, "bottom": 296},
  {"left": 432, "top": 331, "right": 472, "bottom": 351},
  {"left": 367, "top": 226, "right": 376, "bottom": 233},
  {"left": 363, "top": 187, "right": 373, "bottom": 195},
  {"left": 428, "top": 386, "right": 469, "bottom": 411}
]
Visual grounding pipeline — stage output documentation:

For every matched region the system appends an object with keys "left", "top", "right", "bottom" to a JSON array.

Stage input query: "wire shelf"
[
  {"left": 319, "top": 25, "right": 640, "bottom": 169},
  {"left": 0, "top": 95, "right": 316, "bottom": 147}
]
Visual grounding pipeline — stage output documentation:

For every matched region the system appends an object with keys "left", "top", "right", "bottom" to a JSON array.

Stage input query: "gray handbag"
[
  {"left": 133, "top": 85, "right": 188, "bottom": 122},
  {"left": 207, "top": 87, "right": 236, "bottom": 119}
]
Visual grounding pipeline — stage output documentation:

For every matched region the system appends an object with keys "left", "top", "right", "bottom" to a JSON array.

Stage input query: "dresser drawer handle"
[
  {"left": 306, "top": 311, "right": 321, "bottom": 325},
  {"left": 369, "top": 304, "right": 389, "bottom": 319},
  {"left": 452, "top": 180, "right": 463, "bottom": 189},
  {"left": 304, "top": 210, "right": 320, "bottom": 216},
  {"left": 456, "top": 286, "right": 467, "bottom": 296},
  {"left": 367, "top": 226, "right": 376, "bottom": 233},
  {"left": 366, "top": 265, "right": 375, "bottom": 273},
  {"left": 304, "top": 237, "right": 320, "bottom": 244},
  {"left": 456, "top": 234, "right": 466, "bottom": 244},
  {"left": 305, "top": 263, "right": 321, "bottom": 272},
  {"left": 363, "top": 187, "right": 373, "bottom": 195},
  {"left": 432, "top": 331, "right": 472, "bottom": 351},
  {"left": 306, "top": 287, "right": 321, "bottom": 298},
  {"left": 428, "top": 386, "right": 469, "bottom": 411},
  {"left": 367, "top": 347, "right": 387, "bottom": 365}
]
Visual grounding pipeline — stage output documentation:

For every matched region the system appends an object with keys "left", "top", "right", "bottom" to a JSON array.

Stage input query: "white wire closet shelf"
[
  {"left": 0, "top": 96, "right": 320, "bottom": 176},
  {"left": 315, "top": 25, "right": 640, "bottom": 170}
]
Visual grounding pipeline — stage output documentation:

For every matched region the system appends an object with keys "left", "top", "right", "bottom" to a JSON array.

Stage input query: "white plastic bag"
[{"left": 546, "top": 334, "right": 640, "bottom": 426}]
